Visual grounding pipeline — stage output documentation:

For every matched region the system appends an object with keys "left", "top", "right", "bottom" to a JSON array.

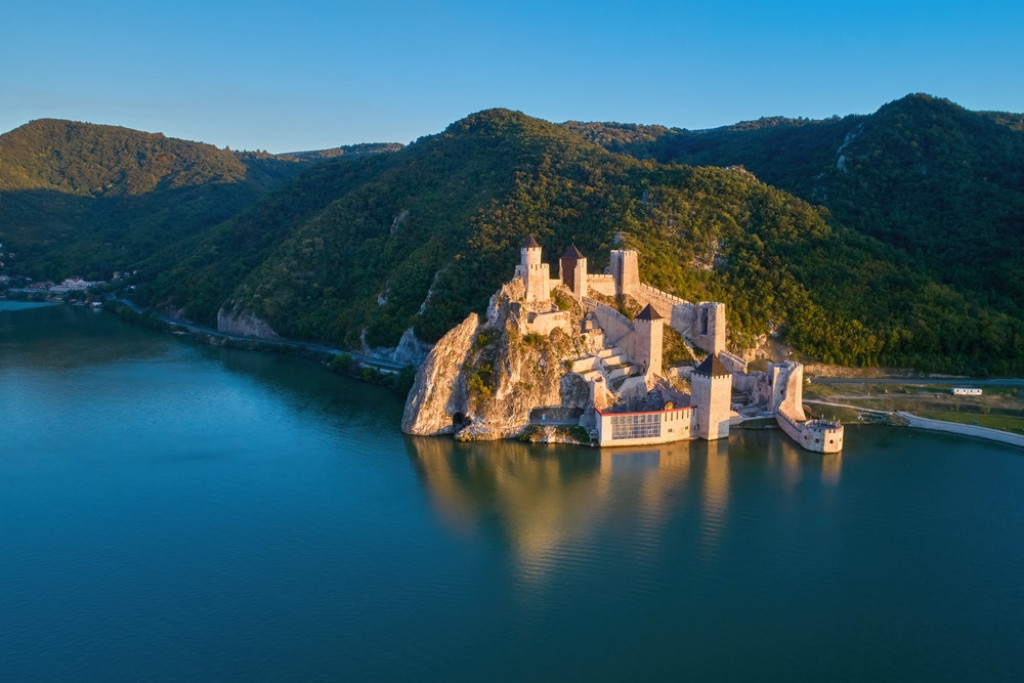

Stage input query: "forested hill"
[
  {"left": 133, "top": 108, "right": 1022, "bottom": 373},
  {"left": 3, "top": 101, "right": 1023, "bottom": 374},
  {"left": 566, "top": 94, "right": 1024, "bottom": 319},
  {"left": 0, "top": 119, "right": 314, "bottom": 279}
]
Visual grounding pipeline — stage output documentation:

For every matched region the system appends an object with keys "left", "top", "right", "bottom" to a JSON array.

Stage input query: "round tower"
[
  {"left": 692, "top": 353, "right": 732, "bottom": 441},
  {"left": 518, "top": 235, "right": 550, "bottom": 303},
  {"left": 521, "top": 235, "right": 542, "bottom": 267}
]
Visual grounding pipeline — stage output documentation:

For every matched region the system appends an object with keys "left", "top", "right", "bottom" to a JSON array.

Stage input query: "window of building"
[{"left": 611, "top": 413, "right": 662, "bottom": 440}]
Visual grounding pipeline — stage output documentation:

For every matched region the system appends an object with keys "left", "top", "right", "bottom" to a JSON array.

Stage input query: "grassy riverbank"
[{"left": 804, "top": 381, "right": 1024, "bottom": 434}]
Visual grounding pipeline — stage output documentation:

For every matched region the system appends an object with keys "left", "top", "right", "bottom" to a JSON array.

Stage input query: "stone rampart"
[
  {"left": 719, "top": 350, "right": 748, "bottom": 374},
  {"left": 587, "top": 274, "right": 616, "bottom": 297},
  {"left": 583, "top": 298, "right": 633, "bottom": 346},
  {"left": 526, "top": 311, "right": 570, "bottom": 337}
]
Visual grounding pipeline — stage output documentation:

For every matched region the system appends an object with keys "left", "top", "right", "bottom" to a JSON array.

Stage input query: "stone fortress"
[{"left": 402, "top": 237, "right": 843, "bottom": 453}]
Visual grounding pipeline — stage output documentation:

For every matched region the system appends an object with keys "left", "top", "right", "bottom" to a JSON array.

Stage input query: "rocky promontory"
[{"left": 402, "top": 279, "right": 592, "bottom": 440}]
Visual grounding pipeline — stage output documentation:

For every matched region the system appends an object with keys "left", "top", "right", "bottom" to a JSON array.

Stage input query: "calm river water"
[{"left": 2, "top": 302, "right": 1023, "bottom": 681}]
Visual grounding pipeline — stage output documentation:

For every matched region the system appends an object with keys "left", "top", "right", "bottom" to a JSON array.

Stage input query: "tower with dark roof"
[
  {"left": 691, "top": 353, "right": 732, "bottom": 440},
  {"left": 633, "top": 304, "right": 663, "bottom": 378},
  {"left": 516, "top": 235, "right": 550, "bottom": 303},
  {"left": 559, "top": 244, "right": 588, "bottom": 298}
]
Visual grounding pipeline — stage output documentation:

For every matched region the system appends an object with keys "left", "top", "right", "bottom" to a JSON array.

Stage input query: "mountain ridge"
[{"left": 2, "top": 95, "right": 1022, "bottom": 374}]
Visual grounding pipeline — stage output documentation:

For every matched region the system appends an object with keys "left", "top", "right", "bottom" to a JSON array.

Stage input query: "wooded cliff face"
[{"left": 3, "top": 95, "right": 1023, "bottom": 375}]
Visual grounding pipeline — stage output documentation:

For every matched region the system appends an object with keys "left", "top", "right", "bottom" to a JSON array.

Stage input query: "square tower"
[
  {"left": 633, "top": 304, "right": 663, "bottom": 378},
  {"left": 609, "top": 249, "right": 639, "bottom": 297},
  {"left": 559, "top": 244, "right": 588, "bottom": 298},
  {"left": 691, "top": 354, "right": 732, "bottom": 440}
]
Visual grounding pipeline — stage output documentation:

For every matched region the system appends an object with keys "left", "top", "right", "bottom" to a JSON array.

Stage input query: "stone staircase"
[{"left": 569, "top": 346, "right": 634, "bottom": 384}]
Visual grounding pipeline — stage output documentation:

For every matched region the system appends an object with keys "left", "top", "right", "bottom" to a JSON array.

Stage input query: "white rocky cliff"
[{"left": 402, "top": 280, "right": 591, "bottom": 440}]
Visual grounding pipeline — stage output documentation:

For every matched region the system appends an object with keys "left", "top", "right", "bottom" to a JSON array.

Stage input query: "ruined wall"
[
  {"left": 526, "top": 311, "right": 570, "bottom": 337},
  {"left": 633, "top": 283, "right": 687, "bottom": 320},
  {"left": 770, "top": 361, "right": 806, "bottom": 420}
]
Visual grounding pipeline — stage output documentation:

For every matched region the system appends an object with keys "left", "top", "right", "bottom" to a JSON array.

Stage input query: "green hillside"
[
  {"left": 0, "top": 119, "right": 310, "bottom": 279},
  {"left": 569, "top": 94, "right": 1024, "bottom": 319},
  {"left": 142, "top": 109, "right": 1023, "bottom": 373},
  {"left": 4, "top": 102, "right": 1023, "bottom": 375}
]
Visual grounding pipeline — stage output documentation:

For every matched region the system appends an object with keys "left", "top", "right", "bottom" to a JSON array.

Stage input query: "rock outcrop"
[
  {"left": 402, "top": 313, "right": 479, "bottom": 435},
  {"left": 217, "top": 306, "right": 282, "bottom": 340},
  {"left": 362, "top": 327, "right": 433, "bottom": 367},
  {"left": 402, "top": 280, "right": 592, "bottom": 441}
]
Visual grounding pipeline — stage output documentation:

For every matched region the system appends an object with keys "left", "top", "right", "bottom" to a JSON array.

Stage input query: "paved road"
[
  {"left": 109, "top": 298, "right": 408, "bottom": 371},
  {"left": 810, "top": 377, "right": 1024, "bottom": 387}
]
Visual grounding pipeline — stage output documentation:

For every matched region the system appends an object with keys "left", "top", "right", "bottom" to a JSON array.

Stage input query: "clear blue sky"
[{"left": 3, "top": 0, "right": 1021, "bottom": 153}]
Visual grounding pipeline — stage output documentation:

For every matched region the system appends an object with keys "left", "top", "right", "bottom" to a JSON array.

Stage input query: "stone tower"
[
  {"left": 695, "top": 302, "right": 726, "bottom": 355},
  {"left": 609, "top": 249, "right": 639, "bottom": 297},
  {"left": 692, "top": 353, "right": 732, "bottom": 440},
  {"left": 633, "top": 304, "right": 663, "bottom": 378},
  {"left": 516, "top": 235, "right": 549, "bottom": 303},
  {"left": 559, "top": 244, "right": 588, "bottom": 298}
]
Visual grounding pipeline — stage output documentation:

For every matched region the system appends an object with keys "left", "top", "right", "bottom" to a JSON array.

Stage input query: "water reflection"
[
  {"left": 772, "top": 429, "right": 843, "bottom": 488},
  {"left": 405, "top": 437, "right": 752, "bottom": 582},
  {"left": 406, "top": 431, "right": 849, "bottom": 584}
]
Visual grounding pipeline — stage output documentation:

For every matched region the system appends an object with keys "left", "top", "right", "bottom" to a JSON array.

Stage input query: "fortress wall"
[
  {"left": 776, "top": 406, "right": 844, "bottom": 453},
  {"left": 719, "top": 350, "right": 748, "bottom": 375},
  {"left": 587, "top": 274, "right": 616, "bottom": 297},
  {"left": 769, "top": 361, "right": 806, "bottom": 421},
  {"left": 621, "top": 330, "right": 641, "bottom": 365},
  {"left": 636, "top": 283, "right": 688, "bottom": 307},
  {"left": 585, "top": 300, "right": 634, "bottom": 346},
  {"left": 634, "top": 284, "right": 690, "bottom": 325},
  {"left": 775, "top": 405, "right": 806, "bottom": 444},
  {"left": 526, "top": 311, "right": 570, "bottom": 337},
  {"left": 670, "top": 305, "right": 698, "bottom": 337}
]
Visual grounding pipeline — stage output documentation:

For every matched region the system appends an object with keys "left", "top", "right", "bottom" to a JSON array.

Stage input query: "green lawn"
[{"left": 915, "top": 411, "right": 1024, "bottom": 434}]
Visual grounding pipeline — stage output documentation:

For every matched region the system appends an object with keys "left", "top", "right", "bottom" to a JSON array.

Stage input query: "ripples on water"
[{"left": 2, "top": 304, "right": 1024, "bottom": 681}]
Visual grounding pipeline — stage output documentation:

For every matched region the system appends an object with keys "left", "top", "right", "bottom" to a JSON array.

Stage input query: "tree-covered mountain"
[
  {"left": 567, "top": 94, "right": 1024, "bottom": 320},
  {"left": 0, "top": 119, "right": 314, "bottom": 279},
  {"left": 3, "top": 100, "right": 1023, "bottom": 375}
]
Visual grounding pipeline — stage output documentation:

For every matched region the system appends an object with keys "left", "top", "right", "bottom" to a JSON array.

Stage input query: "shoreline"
[{"left": 802, "top": 399, "right": 1024, "bottom": 450}]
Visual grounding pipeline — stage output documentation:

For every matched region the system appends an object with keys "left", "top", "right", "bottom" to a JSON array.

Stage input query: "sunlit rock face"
[
  {"left": 402, "top": 280, "right": 592, "bottom": 441},
  {"left": 402, "top": 313, "right": 479, "bottom": 436}
]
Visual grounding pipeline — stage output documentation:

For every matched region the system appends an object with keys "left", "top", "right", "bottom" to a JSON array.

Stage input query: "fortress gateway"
[{"left": 403, "top": 237, "right": 843, "bottom": 454}]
